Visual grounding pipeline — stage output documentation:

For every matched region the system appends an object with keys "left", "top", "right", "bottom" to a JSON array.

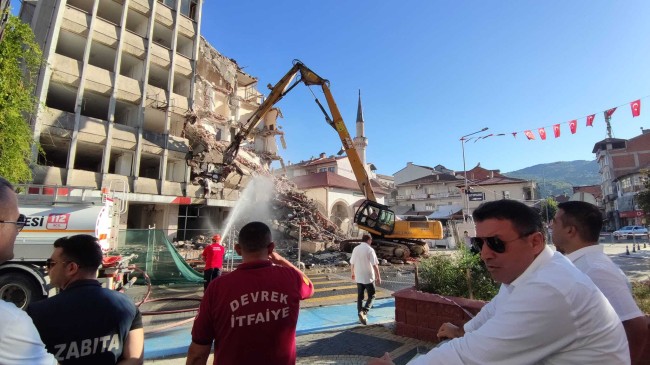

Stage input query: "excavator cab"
[{"left": 354, "top": 200, "right": 395, "bottom": 236}]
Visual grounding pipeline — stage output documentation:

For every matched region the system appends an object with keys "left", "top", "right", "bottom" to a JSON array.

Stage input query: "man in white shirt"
[
  {"left": 552, "top": 200, "right": 647, "bottom": 364},
  {"left": 0, "top": 176, "right": 58, "bottom": 365},
  {"left": 350, "top": 234, "right": 381, "bottom": 325},
  {"left": 369, "top": 199, "right": 629, "bottom": 365}
]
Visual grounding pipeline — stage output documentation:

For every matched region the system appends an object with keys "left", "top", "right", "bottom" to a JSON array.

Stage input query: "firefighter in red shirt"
[
  {"left": 201, "top": 234, "right": 225, "bottom": 291},
  {"left": 187, "top": 221, "right": 314, "bottom": 365}
]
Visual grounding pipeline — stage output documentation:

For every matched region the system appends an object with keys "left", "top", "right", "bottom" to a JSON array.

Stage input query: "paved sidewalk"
[
  {"left": 144, "top": 298, "right": 433, "bottom": 364},
  {"left": 143, "top": 244, "right": 650, "bottom": 364}
]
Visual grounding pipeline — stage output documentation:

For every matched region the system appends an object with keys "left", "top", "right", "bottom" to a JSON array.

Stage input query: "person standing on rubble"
[
  {"left": 0, "top": 176, "right": 57, "bottom": 365},
  {"left": 186, "top": 221, "right": 314, "bottom": 365},
  {"left": 201, "top": 234, "right": 225, "bottom": 291},
  {"left": 350, "top": 234, "right": 381, "bottom": 325}
]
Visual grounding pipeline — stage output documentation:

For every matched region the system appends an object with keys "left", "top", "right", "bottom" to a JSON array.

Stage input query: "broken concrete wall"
[
  {"left": 187, "top": 37, "right": 287, "bottom": 190},
  {"left": 181, "top": 38, "right": 347, "bottom": 244}
]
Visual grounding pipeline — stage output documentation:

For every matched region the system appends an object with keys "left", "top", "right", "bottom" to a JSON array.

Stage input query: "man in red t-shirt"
[
  {"left": 187, "top": 222, "right": 314, "bottom": 365},
  {"left": 201, "top": 234, "right": 225, "bottom": 291}
]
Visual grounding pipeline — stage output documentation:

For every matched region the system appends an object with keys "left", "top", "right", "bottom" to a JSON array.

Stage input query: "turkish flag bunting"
[
  {"left": 569, "top": 120, "right": 577, "bottom": 134},
  {"left": 586, "top": 114, "right": 595, "bottom": 127},
  {"left": 538, "top": 128, "right": 547, "bottom": 140},
  {"left": 605, "top": 108, "right": 617, "bottom": 118},
  {"left": 553, "top": 124, "right": 560, "bottom": 138},
  {"left": 631, "top": 99, "right": 641, "bottom": 117},
  {"left": 524, "top": 130, "right": 535, "bottom": 140}
]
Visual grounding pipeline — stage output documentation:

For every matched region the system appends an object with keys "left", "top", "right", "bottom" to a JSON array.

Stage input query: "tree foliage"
[
  {"left": 417, "top": 245, "right": 499, "bottom": 301},
  {"left": 539, "top": 197, "right": 558, "bottom": 223},
  {"left": 636, "top": 169, "right": 650, "bottom": 214},
  {"left": 0, "top": 15, "right": 42, "bottom": 184}
]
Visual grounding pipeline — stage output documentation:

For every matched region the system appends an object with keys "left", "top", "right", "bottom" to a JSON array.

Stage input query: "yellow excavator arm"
[
  {"left": 221, "top": 60, "right": 375, "bottom": 201},
  {"left": 218, "top": 60, "right": 443, "bottom": 248}
]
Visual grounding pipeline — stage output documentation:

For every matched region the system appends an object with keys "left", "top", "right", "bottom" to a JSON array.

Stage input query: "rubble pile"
[
  {"left": 270, "top": 175, "right": 348, "bottom": 243},
  {"left": 181, "top": 38, "right": 351, "bottom": 262}
]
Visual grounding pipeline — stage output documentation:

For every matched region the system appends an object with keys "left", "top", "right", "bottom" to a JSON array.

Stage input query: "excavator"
[{"left": 212, "top": 60, "right": 443, "bottom": 259}]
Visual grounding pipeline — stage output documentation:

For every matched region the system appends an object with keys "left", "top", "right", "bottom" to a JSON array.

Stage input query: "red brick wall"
[
  {"left": 393, "top": 288, "right": 486, "bottom": 343},
  {"left": 640, "top": 316, "right": 650, "bottom": 365}
]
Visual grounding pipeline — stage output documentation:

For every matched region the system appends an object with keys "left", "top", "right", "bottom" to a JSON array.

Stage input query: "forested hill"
[{"left": 504, "top": 160, "right": 600, "bottom": 197}]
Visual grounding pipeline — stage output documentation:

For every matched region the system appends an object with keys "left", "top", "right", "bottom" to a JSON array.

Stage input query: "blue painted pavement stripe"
[{"left": 144, "top": 298, "right": 395, "bottom": 359}]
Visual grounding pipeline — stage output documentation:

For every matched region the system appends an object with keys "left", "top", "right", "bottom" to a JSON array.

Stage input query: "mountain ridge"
[{"left": 503, "top": 160, "right": 600, "bottom": 198}]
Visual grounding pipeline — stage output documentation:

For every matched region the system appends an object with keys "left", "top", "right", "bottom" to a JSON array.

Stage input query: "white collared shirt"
[
  {"left": 350, "top": 242, "right": 379, "bottom": 284},
  {"left": 567, "top": 244, "right": 644, "bottom": 322},
  {"left": 409, "top": 246, "right": 630, "bottom": 365},
  {"left": 0, "top": 301, "right": 57, "bottom": 365}
]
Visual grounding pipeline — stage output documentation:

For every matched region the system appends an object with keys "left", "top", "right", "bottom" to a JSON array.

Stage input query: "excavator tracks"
[{"left": 341, "top": 238, "right": 429, "bottom": 261}]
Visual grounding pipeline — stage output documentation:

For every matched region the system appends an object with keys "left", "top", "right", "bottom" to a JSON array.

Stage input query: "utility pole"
[{"left": 460, "top": 127, "right": 488, "bottom": 221}]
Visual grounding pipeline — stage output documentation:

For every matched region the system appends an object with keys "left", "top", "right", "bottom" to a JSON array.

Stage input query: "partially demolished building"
[
  {"left": 18, "top": 0, "right": 281, "bottom": 240},
  {"left": 18, "top": 0, "right": 343, "bottom": 243}
]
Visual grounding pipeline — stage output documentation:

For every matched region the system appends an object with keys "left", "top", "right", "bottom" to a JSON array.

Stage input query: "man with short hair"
[
  {"left": 552, "top": 200, "right": 647, "bottom": 364},
  {"left": 0, "top": 176, "right": 57, "bottom": 365},
  {"left": 202, "top": 234, "right": 225, "bottom": 290},
  {"left": 27, "top": 234, "right": 144, "bottom": 365},
  {"left": 350, "top": 234, "right": 381, "bottom": 325},
  {"left": 186, "top": 221, "right": 314, "bottom": 365},
  {"left": 369, "top": 199, "right": 629, "bottom": 364}
]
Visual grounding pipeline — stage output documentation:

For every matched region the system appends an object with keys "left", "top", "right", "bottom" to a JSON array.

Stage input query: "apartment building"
[
  {"left": 395, "top": 164, "right": 536, "bottom": 218},
  {"left": 18, "top": 0, "right": 265, "bottom": 240},
  {"left": 593, "top": 130, "right": 650, "bottom": 229}
]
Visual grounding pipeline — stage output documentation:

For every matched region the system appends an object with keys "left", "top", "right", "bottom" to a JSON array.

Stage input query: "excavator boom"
[{"left": 216, "top": 60, "right": 443, "bottom": 259}]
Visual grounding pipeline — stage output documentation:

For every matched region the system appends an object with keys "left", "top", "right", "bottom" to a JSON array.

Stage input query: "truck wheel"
[{"left": 0, "top": 273, "right": 45, "bottom": 309}]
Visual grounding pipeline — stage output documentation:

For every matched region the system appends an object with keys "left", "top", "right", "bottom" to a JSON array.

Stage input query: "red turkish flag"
[
  {"left": 524, "top": 130, "right": 535, "bottom": 140},
  {"left": 586, "top": 114, "right": 595, "bottom": 127},
  {"left": 569, "top": 120, "right": 577, "bottom": 134},
  {"left": 538, "top": 128, "right": 547, "bottom": 140},
  {"left": 605, "top": 108, "right": 617, "bottom": 118},
  {"left": 553, "top": 124, "right": 561, "bottom": 138},
  {"left": 631, "top": 99, "right": 641, "bottom": 117}
]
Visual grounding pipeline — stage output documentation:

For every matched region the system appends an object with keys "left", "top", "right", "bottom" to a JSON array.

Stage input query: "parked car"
[{"left": 612, "top": 226, "right": 649, "bottom": 239}]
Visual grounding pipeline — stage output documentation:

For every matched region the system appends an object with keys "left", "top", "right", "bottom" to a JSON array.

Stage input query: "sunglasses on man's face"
[
  {"left": 0, "top": 214, "right": 26, "bottom": 232},
  {"left": 470, "top": 232, "right": 536, "bottom": 254}
]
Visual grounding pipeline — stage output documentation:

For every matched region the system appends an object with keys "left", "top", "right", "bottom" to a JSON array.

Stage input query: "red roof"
[
  {"left": 459, "top": 164, "right": 503, "bottom": 180},
  {"left": 291, "top": 172, "right": 387, "bottom": 194},
  {"left": 290, "top": 156, "right": 347, "bottom": 168},
  {"left": 291, "top": 171, "right": 359, "bottom": 190},
  {"left": 573, "top": 185, "right": 602, "bottom": 200}
]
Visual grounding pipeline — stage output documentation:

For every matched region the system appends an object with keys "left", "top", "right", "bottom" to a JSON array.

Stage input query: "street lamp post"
[{"left": 461, "top": 127, "right": 489, "bottom": 221}]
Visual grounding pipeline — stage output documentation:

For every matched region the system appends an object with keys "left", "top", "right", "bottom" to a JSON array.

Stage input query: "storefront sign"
[
  {"left": 619, "top": 210, "right": 645, "bottom": 218},
  {"left": 468, "top": 192, "right": 485, "bottom": 201}
]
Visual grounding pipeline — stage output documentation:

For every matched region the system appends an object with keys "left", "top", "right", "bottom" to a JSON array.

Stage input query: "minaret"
[{"left": 353, "top": 90, "right": 368, "bottom": 168}]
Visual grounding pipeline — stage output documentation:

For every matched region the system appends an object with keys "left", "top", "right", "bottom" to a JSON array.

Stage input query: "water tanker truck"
[{"left": 0, "top": 184, "right": 132, "bottom": 309}]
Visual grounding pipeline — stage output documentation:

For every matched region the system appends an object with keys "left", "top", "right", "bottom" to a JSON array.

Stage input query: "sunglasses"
[
  {"left": 45, "top": 258, "right": 72, "bottom": 269},
  {"left": 0, "top": 214, "right": 27, "bottom": 232},
  {"left": 470, "top": 231, "right": 536, "bottom": 254}
]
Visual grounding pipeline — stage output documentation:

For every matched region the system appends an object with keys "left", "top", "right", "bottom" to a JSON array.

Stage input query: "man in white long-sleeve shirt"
[
  {"left": 552, "top": 200, "right": 647, "bottom": 364},
  {"left": 0, "top": 176, "right": 57, "bottom": 365},
  {"left": 369, "top": 199, "right": 629, "bottom": 365}
]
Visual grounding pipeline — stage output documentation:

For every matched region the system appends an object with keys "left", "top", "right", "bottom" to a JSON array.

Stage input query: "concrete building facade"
[
  {"left": 395, "top": 164, "right": 536, "bottom": 218},
  {"left": 593, "top": 130, "right": 650, "bottom": 229},
  {"left": 19, "top": 0, "right": 267, "bottom": 240}
]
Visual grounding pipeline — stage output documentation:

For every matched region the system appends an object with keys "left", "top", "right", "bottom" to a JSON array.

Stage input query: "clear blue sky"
[
  {"left": 12, "top": 1, "right": 650, "bottom": 176},
  {"left": 201, "top": 0, "right": 650, "bottom": 175}
]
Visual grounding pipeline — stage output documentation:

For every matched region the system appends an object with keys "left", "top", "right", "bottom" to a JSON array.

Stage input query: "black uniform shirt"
[{"left": 27, "top": 279, "right": 142, "bottom": 365}]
